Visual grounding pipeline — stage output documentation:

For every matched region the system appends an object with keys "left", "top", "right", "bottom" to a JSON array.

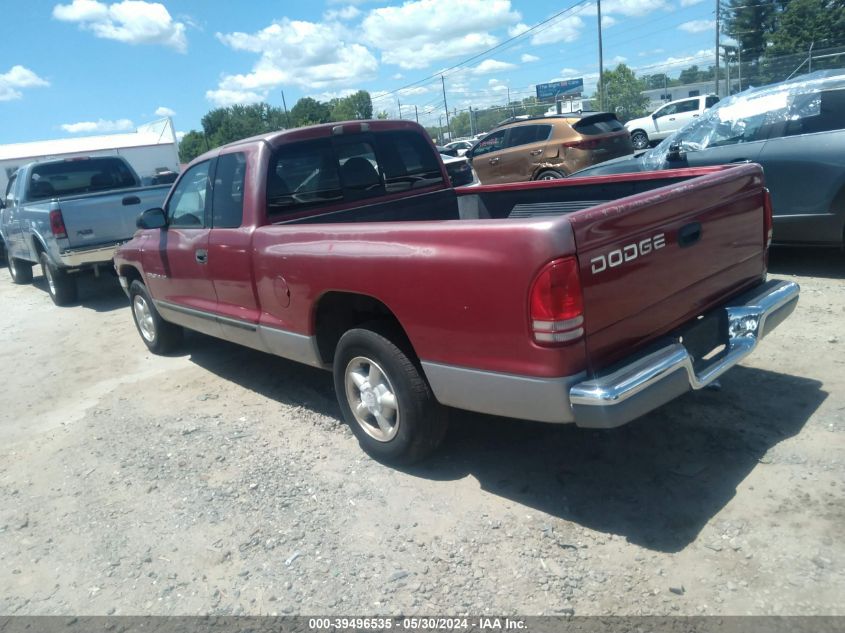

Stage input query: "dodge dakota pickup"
[
  {"left": 114, "top": 120, "right": 799, "bottom": 463},
  {"left": 1, "top": 156, "right": 171, "bottom": 305}
]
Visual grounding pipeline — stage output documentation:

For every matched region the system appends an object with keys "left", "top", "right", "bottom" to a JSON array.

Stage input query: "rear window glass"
[
  {"left": 572, "top": 115, "right": 624, "bottom": 135},
  {"left": 28, "top": 157, "right": 136, "bottom": 200},
  {"left": 267, "top": 140, "right": 343, "bottom": 216},
  {"left": 373, "top": 131, "right": 443, "bottom": 193}
]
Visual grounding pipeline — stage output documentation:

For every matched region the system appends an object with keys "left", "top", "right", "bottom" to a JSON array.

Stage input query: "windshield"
[{"left": 643, "top": 70, "right": 845, "bottom": 169}]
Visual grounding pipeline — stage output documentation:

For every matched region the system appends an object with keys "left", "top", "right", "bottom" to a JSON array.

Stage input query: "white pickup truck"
[{"left": 626, "top": 94, "right": 720, "bottom": 150}]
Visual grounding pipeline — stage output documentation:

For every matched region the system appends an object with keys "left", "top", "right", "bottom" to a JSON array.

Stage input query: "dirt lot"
[{"left": 0, "top": 250, "right": 843, "bottom": 616}]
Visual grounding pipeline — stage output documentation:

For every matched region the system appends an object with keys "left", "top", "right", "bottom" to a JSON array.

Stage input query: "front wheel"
[
  {"left": 630, "top": 130, "right": 650, "bottom": 150},
  {"left": 535, "top": 169, "right": 565, "bottom": 181},
  {"left": 333, "top": 325, "right": 448, "bottom": 464},
  {"left": 128, "top": 280, "right": 182, "bottom": 354},
  {"left": 40, "top": 252, "right": 77, "bottom": 306},
  {"left": 8, "top": 257, "right": 33, "bottom": 285}
]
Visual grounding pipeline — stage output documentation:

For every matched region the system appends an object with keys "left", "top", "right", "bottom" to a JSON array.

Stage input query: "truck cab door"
[{"left": 143, "top": 158, "right": 221, "bottom": 337}]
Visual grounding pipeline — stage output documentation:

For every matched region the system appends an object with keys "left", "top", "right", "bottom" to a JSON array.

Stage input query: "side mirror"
[
  {"left": 137, "top": 207, "right": 167, "bottom": 230},
  {"left": 667, "top": 142, "right": 686, "bottom": 162}
]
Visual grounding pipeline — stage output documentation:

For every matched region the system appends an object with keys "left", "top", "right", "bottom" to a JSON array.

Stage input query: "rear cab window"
[
  {"left": 267, "top": 130, "right": 445, "bottom": 220},
  {"left": 28, "top": 157, "right": 137, "bottom": 200}
]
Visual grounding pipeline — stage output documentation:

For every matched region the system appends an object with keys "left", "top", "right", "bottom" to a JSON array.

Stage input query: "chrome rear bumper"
[
  {"left": 58, "top": 244, "right": 119, "bottom": 268},
  {"left": 569, "top": 279, "right": 800, "bottom": 429}
]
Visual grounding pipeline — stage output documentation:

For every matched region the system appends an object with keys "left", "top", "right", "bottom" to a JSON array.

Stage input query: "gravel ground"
[{"left": 0, "top": 248, "right": 843, "bottom": 616}]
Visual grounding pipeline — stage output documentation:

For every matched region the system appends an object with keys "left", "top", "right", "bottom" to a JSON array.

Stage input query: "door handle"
[
  {"left": 489, "top": 157, "right": 500, "bottom": 165},
  {"left": 693, "top": 114, "right": 700, "bottom": 117},
  {"left": 669, "top": 117, "right": 676, "bottom": 121},
  {"left": 195, "top": 248, "right": 208, "bottom": 264},
  {"left": 530, "top": 149, "right": 543, "bottom": 156},
  {"left": 122, "top": 195, "right": 141, "bottom": 205}
]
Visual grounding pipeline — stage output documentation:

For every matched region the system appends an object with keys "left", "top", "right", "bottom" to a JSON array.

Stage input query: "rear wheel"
[
  {"left": 333, "top": 325, "right": 448, "bottom": 464},
  {"left": 8, "top": 257, "right": 33, "bottom": 285},
  {"left": 631, "top": 130, "right": 649, "bottom": 150},
  {"left": 535, "top": 169, "right": 565, "bottom": 181},
  {"left": 39, "top": 252, "right": 77, "bottom": 306},
  {"left": 129, "top": 280, "right": 182, "bottom": 354}
]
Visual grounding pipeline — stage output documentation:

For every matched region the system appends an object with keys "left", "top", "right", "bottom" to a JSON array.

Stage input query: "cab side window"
[
  {"left": 5, "top": 173, "right": 17, "bottom": 207},
  {"left": 212, "top": 152, "right": 246, "bottom": 228},
  {"left": 676, "top": 100, "right": 699, "bottom": 114},
  {"left": 168, "top": 160, "right": 212, "bottom": 228}
]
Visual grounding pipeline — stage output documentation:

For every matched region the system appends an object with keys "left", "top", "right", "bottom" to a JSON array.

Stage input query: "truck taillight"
[
  {"left": 763, "top": 188, "right": 774, "bottom": 248},
  {"left": 49, "top": 209, "right": 67, "bottom": 239},
  {"left": 529, "top": 257, "right": 584, "bottom": 345}
]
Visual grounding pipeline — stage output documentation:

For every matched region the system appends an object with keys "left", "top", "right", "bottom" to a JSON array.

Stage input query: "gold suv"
[{"left": 467, "top": 113, "right": 633, "bottom": 184}]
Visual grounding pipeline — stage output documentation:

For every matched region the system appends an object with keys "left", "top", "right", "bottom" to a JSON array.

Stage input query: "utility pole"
[
  {"left": 725, "top": 48, "right": 731, "bottom": 96},
  {"left": 714, "top": 0, "right": 720, "bottom": 96},
  {"left": 398, "top": 100, "right": 402, "bottom": 119},
  {"left": 414, "top": 105, "right": 419, "bottom": 123},
  {"left": 281, "top": 90, "right": 291, "bottom": 128},
  {"left": 441, "top": 75, "right": 451, "bottom": 141},
  {"left": 597, "top": 0, "right": 604, "bottom": 110},
  {"left": 808, "top": 41, "right": 815, "bottom": 73},
  {"left": 737, "top": 45, "right": 742, "bottom": 91},
  {"left": 468, "top": 106, "right": 474, "bottom": 136},
  {"left": 438, "top": 115, "right": 444, "bottom": 144}
]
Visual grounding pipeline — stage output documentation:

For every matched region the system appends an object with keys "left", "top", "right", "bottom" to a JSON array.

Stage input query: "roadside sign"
[{"left": 536, "top": 79, "right": 584, "bottom": 101}]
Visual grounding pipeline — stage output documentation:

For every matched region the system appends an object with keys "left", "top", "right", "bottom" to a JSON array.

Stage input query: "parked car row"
[{"left": 573, "top": 70, "right": 845, "bottom": 247}]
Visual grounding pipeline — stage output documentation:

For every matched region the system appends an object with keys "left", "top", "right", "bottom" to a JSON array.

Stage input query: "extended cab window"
[
  {"left": 676, "top": 99, "right": 700, "bottom": 114},
  {"left": 373, "top": 131, "right": 443, "bottom": 193},
  {"left": 267, "top": 140, "right": 343, "bottom": 217},
  {"left": 705, "top": 96, "right": 720, "bottom": 108},
  {"left": 168, "top": 160, "right": 211, "bottom": 228},
  {"left": 28, "top": 157, "right": 137, "bottom": 200},
  {"left": 212, "top": 152, "right": 246, "bottom": 228}
]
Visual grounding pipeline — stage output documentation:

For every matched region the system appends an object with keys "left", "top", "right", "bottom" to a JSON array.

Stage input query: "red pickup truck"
[{"left": 114, "top": 120, "right": 799, "bottom": 463}]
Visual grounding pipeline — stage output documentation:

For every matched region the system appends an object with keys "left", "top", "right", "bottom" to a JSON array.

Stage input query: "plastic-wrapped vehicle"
[{"left": 572, "top": 70, "right": 845, "bottom": 247}]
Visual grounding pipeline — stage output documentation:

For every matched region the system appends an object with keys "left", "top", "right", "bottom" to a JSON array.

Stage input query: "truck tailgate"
[
  {"left": 60, "top": 185, "right": 170, "bottom": 250},
  {"left": 570, "top": 164, "right": 768, "bottom": 372}
]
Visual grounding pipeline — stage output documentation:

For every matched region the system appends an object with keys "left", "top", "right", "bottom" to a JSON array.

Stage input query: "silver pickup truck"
[{"left": 1, "top": 156, "right": 171, "bottom": 305}]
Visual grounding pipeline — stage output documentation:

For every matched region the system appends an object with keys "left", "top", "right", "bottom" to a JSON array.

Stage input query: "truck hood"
[{"left": 625, "top": 115, "right": 652, "bottom": 130}]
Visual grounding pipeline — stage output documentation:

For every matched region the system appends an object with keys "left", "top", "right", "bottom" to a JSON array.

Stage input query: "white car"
[
  {"left": 625, "top": 95, "right": 720, "bottom": 150},
  {"left": 443, "top": 140, "right": 475, "bottom": 156}
]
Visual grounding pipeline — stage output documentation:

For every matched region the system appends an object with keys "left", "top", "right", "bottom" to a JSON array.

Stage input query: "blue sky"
[{"left": 0, "top": 0, "right": 719, "bottom": 144}]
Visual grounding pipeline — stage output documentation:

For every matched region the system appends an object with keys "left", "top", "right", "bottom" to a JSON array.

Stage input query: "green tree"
[
  {"left": 290, "top": 97, "right": 331, "bottom": 127},
  {"left": 723, "top": 0, "right": 782, "bottom": 62},
  {"left": 770, "top": 0, "right": 845, "bottom": 55},
  {"left": 178, "top": 130, "right": 208, "bottom": 163},
  {"left": 599, "top": 64, "right": 649, "bottom": 122}
]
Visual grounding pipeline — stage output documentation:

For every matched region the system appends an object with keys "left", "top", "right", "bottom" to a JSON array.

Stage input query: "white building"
[
  {"left": 642, "top": 80, "right": 741, "bottom": 111},
  {"left": 0, "top": 118, "right": 180, "bottom": 194}
]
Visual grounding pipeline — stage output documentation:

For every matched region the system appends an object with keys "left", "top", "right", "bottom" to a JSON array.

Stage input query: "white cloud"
[
  {"left": 52, "top": 0, "right": 187, "bottom": 52},
  {"left": 611, "top": 55, "right": 628, "bottom": 64},
  {"left": 361, "top": 0, "right": 521, "bottom": 69},
  {"left": 521, "top": 54, "right": 539, "bottom": 63},
  {"left": 678, "top": 19, "right": 715, "bottom": 33},
  {"left": 175, "top": 130, "right": 185, "bottom": 141},
  {"left": 61, "top": 118, "right": 134, "bottom": 133},
  {"left": 602, "top": 0, "right": 669, "bottom": 17},
  {"left": 323, "top": 5, "right": 361, "bottom": 21},
  {"left": 0, "top": 65, "right": 50, "bottom": 101},
  {"left": 398, "top": 86, "right": 430, "bottom": 96},
  {"left": 154, "top": 105, "right": 175, "bottom": 117},
  {"left": 472, "top": 59, "right": 517, "bottom": 75},
  {"left": 602, "top": 15, "right": 617, "bottom": 27},
  {"left": 392, "top": 72, "right": 404, "bottom": 80},
  {"left": 487, "top": 78, "right": 509, "bottom": 93},
  {"left": 205, "top": 89, "right": 264, "bottom": 107},
  {"left": 213, "top": 18, "right": 378, "bottom": 100},
  {"left": 508, "top": 22, "right": 529, "bottom": 37},
  {"left": 560, "top": 67, "right": 581, "bottom": 77},
  {"left": 680, "top": 0, "right": 705, "bottom": 6},
  {"left": 638, "top": 49, "right": 715, "bottom": 74},
  {"left": 530, "top": 15, "right": 584, "bottom": 45}
]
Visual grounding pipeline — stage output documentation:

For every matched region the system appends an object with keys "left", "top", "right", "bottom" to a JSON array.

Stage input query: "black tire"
[
  {"left": 631, "top": 130, "right": 649, "bottom": 150},
  {"left": 535, "top": 169, "right": 565, "bottom": 181},
  {"left": 8, "top": 257, "right": 33, "bottom": 285},
  {"left": 333, "top": 324, "right": 449, "bottom": 464},
  {"left": 128, "top": 280, "right": 182, "bottom": 354},
  {"left": 39, "top": 252, "right": 77, "bottom": 306}
]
